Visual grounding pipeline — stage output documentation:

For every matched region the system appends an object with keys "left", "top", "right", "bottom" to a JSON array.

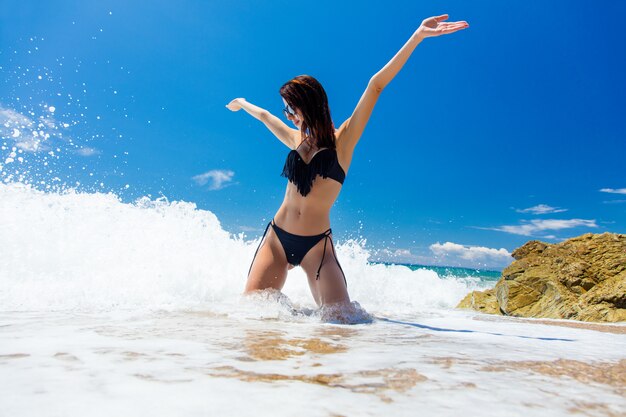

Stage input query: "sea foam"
[{"left": 0, "top": 183, "right": 488, "bottom": 313}]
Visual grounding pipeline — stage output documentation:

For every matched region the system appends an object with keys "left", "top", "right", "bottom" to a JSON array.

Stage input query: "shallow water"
[{"left": 1, "top": 309, "right": 625, "bottom": 417}]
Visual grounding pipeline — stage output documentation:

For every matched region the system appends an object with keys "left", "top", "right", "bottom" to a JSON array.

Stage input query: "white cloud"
[
  {"left": 484, "top": 218, "right": 598, "bottom": 236},
  {"left": 15, "top": 140, "right": 43, "bottom": 152},
  {"left": 515, "top": 204, "right": 567, "bottom": 214},
  {"left": 0, "top": 106, "right": 59, "bottom": 152},
  {"left": 0, "top": 107, "right": 33, "bottom": 130},
  {"left": 75, "top": 147, "right": 100, "bottom": 156},
  {"left": 429, "top": 242, "right": 512, "bottom": 262},
  {"left": 370, "top": 244, "right": 513, "bottom": 269},
  {"left": 192, "top": 169, "right": 235, "bottom": 191},
  {"left": 600, "top": 188, "right": 626, "bottom": 195}
]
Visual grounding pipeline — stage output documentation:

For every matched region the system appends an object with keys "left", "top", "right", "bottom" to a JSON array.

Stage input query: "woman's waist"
[{"left": 274, "top": 206, "right": 331, "bottom": 235}]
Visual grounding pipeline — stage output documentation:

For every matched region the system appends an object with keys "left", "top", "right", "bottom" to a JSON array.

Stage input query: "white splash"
[{"left": 0, "top": 182, "right": 486, "bottom": 314}]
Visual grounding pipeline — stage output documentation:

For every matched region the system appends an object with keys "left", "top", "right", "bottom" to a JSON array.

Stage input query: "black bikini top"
[{"left": 281, "top": 147, "right": 346, "bottom": 196}]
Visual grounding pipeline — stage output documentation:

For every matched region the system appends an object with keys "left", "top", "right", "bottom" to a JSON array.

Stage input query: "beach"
[
  {"left": 1, "top": 182, "right": 625, "bottom": 416},
  {"left": 2, "top": 309, "right": 625, "bottom": 417}
]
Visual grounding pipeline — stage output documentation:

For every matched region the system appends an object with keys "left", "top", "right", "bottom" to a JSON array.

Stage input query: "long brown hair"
[{"left": 279, "top": 75, "right": 336, "bottom": 149}]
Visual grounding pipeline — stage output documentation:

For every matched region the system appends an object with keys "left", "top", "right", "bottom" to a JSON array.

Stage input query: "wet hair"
[{"left": 279, "top": 75, "right": 336, "bottom": 149}]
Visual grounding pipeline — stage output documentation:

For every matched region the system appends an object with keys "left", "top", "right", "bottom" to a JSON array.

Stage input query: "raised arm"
[
  {"left": 226, "top": 97, "right": 298, "bottom": 149},
  {"left": 338, "top": 14, "right": 469, "bottom": 154}
]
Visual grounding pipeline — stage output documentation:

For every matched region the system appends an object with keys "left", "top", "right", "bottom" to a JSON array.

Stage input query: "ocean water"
[{"left": 1, "top": 182, "right": 625, "bottom": 417}]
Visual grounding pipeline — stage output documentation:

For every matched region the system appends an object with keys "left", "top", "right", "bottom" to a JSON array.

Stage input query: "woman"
[{"left": 226, "top": 15, "right": 468, "bottom": 309}]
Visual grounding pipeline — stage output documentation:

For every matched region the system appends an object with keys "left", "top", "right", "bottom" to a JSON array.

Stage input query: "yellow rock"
[
  {"left": 457, "top": 289, "right": 501, "bottom": 315},
  {"left": 456, "top": 233, "right": 626, "bottom": 323}
]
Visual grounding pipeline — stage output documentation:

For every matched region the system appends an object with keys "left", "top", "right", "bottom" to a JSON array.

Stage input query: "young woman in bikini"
[{"left": 226, "top": 14, "right": 468, "bottom": 309}]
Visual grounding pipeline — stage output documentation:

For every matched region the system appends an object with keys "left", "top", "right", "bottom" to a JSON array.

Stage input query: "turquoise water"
[{"left": 378, "top": 262, "right": 502, "bottom": 282}]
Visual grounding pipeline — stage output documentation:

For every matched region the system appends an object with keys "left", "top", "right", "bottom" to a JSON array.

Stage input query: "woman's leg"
[
  {"left": 244, "top": 224, "right": 291, "bottom": 293},
  {"left": 300, "top": 233, "right": 350, "bottom": 306}
]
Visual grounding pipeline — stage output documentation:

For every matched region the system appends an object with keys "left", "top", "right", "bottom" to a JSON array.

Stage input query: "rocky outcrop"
[{"left": 457, "top": 233, "right": 626, "bottom": 322}]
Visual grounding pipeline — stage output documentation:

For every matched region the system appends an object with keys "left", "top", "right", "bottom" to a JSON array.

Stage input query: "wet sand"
[{"left": 473, "top": 313, "right": 626, "bottom": 334}]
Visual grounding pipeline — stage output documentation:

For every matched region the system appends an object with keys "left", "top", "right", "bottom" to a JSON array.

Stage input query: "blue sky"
[{"left": 1, "top": 1, "right": 625, "bottom": 270}]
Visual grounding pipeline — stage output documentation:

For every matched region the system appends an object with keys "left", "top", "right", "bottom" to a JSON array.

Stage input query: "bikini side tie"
[
  {"left": 315, "top": 230, "right": 332, "bottom": 280},
  {"left": 247, "top": 220, "right": 272, "bottom": 278},
  {"left": 315, "top": 229, "right": 348, "bottom": 288}
]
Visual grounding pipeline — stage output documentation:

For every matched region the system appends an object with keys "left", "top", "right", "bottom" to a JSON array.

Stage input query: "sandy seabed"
[{"left": 1, "top": 309, "right": 625, "bottom": 417}]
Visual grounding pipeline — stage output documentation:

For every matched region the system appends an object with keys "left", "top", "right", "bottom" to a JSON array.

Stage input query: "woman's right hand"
[{"left": 225, "top": 98, "right": 246, "bottom": 111}]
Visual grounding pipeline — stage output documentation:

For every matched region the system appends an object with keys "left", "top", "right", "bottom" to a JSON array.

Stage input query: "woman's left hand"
[{"left": 417, "top": 14, "right": 469, "bottom": 39}]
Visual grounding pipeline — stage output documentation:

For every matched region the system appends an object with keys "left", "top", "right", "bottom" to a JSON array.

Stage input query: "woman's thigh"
[
  {"left": 300, "top": 235, "right": 350, "bottom": 306},
  {"left": 245, "top": 228, "right": 290, "bottom": 293}
]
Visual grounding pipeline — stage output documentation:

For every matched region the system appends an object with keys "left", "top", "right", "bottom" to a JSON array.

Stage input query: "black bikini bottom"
[{"left": 248, "top": 219, "right": 346, "bottom": 286}]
